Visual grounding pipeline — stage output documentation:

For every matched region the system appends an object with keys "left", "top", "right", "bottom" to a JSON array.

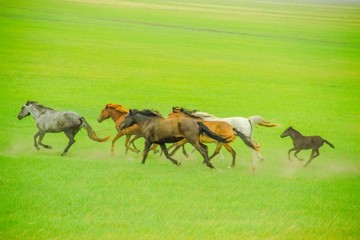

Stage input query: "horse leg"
[
  {"left": 294, "top": 150, "right": 304, "bottom": 161},
  {"left": 128, "top": 135, "right": 141, "bottom": 153},
  {"left": 223, "top": 143, "right": 236, "bottom": 168},
  {"left": 288, "top": 147, "right": 297, "bottom": 161},
  {"left": 304, "top": 149, "right": 320, "bottom": 167},
  {"left": 193, "top": 141, "right": 214, "bottom": 169},
  {"left": 62, "top": 130, "right": 76, "bottom": 156},
  {"left": 38, "top": 132, "right": 52, "bottom": 149},
  {"left": 33, "top": 131, "right": 42, "bottom": 150},
  {"left": 169, "top": 139, "right": 187, "bottom": 156},
  {"left": 208, "top": 142, "right": 222, "bottom": 161},
  {"left": 124, "top": 135, "right": 139, "bottom": 154},
  {"left": 150, "top": 144, "right": 159, "bottom": 154},
  {"left": 159, "top": 143, "right": 181, "bottom": 166},
  {"left": 141, "top": 140, "right": 152, "bottom": 164},
  {"left": 181, "top": 145, "right": 189, "bottom": 157},
  {"left": 123, "top": 134, "right": 140, "bottom": 154}
]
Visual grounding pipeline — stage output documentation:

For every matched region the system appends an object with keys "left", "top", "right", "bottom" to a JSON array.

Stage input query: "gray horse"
[{"left": 18, "top": 101, "right": 109, "bottom": 156}]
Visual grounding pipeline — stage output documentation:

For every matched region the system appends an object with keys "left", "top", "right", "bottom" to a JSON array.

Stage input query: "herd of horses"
[{"left": 17, "top": 101, "right": 334, "bottom": 169}]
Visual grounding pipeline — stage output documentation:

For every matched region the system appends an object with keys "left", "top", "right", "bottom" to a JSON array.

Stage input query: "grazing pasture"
[{"left": 0, "top": 0, "right": 359, "bottom": 239}]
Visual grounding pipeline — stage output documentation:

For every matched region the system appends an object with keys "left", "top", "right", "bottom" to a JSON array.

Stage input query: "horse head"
[
  {"left": 97, "top": 105, "right": 111, "bottom": 123},
  {"left": 280, "top": 126, "right": 297, "bottom": 138},
  {"left": 18, "top": 105, "right": 31, "bottom": 120},
  {"left": 119, "top": 109, "right": 138, "bottom": 130},
  {"left": 17, "top": 100, "right": 37, "bottom": 120}
]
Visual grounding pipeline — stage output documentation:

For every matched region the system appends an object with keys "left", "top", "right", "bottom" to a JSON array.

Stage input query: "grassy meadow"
[{"left": 1, "top": 0, "right": 360, "bottom": 239}]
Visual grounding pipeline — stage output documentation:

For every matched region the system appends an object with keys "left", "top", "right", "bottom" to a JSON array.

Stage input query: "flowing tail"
[
  {"left": 198, "top": 122, "right": 227, "bottom": 143},
  {"left": 233, "top": 129, "right": 258, "bottom": 151},
  {"left": 248, "top": 115, "right": 279, "bottom": 127},
  {"left": 80, "top": 117, "right": 110, "bottom": 142},
  {"left": 324, "top": 139, "right": 335, "bottom": 149}
]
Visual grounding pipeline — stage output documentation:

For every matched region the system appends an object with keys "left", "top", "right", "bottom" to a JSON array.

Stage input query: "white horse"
[{"left": 173, "top": 107, "right": 278, "bottom": 170}]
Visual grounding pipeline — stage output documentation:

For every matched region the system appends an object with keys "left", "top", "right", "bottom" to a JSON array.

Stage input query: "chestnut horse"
[
  {"left": 120, "top": 109, "right": 232, "bottom": 169},
  {"left": 168, "top": 108, "right": 258, "bottom": 168},
  {"left": 97, "top": 104, "right": 157, "bottom": 154}
]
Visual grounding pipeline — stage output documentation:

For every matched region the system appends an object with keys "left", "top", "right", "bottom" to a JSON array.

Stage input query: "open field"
[{"left": 1, "top": 0, "right": 360, "bottom": 239}]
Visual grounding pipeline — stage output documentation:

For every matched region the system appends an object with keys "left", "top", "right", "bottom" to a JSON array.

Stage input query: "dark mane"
[
  {"left": 27, "top": 101, "right": 54, "bottom": 111},
  {"left": 173, "top": 107, "right": 203, "bottom": 119},
  {"left": 136, "top": 109, "right": 163, "bottom": 117}
]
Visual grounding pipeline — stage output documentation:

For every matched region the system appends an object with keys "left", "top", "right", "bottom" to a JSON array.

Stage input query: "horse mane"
[
  {"left": 173, "top": 107, "right": 203, "bottom": 119},
  {"left": 27, "top": 101, "right": 54, "bottom": 111},
  {"left": 289, "top": 127, "right": 303, "bottom": 136},
  {"left": 105, "top": 103, "right": 129, "bottom": 113},
  {"left": 176, "top": 107, "right": 215, "bottom": 119},
  {"left": 136, "top": 109, "right": 163, "bottom": 118}
]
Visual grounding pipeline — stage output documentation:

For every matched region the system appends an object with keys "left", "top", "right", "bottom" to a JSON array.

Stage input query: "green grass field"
[{"left": 1, "top": 0, "right": 360, "bottom": 239}]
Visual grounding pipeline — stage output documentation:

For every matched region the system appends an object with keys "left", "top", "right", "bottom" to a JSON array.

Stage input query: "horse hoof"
[
  {"left": 48, "top": 145, "right": 53, "bottom": 149},
  {"left": 177, "top": 162, "right": 182, "bottom": 167},
  {"left": 206, "top": 163, "right": 215, "bottom": 169},
  {"left": 61, "top": 152, "right": 67, "bottom": 156}
]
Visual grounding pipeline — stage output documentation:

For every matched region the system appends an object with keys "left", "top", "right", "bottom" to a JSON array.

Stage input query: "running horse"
[
  {"left": 172, "top": 107, "right": 278, "bottom": 169},
  {"left": 168, "top": 108, "right": 258, "bottom": 168},
  {"left": 17, "top": 101, "right": 109, "bottom": 156},
  {"left": 281, "top": 126, "right": 334, "bottom": 167},
  {"left": 97, "top": 103, "right": 157, "bottom": 154},
  {"left": 120, "top": 109, "right": 235, "bottom": 168}
]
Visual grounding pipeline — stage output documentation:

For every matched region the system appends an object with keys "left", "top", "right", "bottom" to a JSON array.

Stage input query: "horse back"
[
  {"left": 142, "top": 118, "right": 189, "bottom": 142},
  {"left": 38, "top": 111, "right": 81, "bottom": 132},
  {"left": 296, "top": 135, "right": 324, "bottom": 149},
  {"left": 203, "top": 121, "right": 235, "bottom": 141}
]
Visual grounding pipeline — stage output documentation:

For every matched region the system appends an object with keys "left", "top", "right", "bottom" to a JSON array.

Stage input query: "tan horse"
[
  {"left": 168, "top": 108, "right": 258, "bottom": 168},
  {"left": 97, "top": 104, "right": 157, "bottom": 154}
]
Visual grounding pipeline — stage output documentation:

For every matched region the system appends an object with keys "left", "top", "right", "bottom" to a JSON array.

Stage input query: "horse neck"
[
  {"left": 134, "top": 113, "right": 161, "bottom": 128},
  {"left": 289, "top": 129, "right": 303, "bottom": 139},
  {"left": 108, "top": 109, "right": 127, "bottom": 123},
  {"left": 27, "top": 105, "right": 50, "bottom": 120}
]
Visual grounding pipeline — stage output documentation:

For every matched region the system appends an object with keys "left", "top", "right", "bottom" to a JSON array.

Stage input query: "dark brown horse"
[
  {"left": 97, "top": 104, "right": 157, "bottom": 154},
  {"left": 120, "top": 109, "right": 229, "bottom": 168},
  {"left": 168, "top": 107, "right": 258, "bottom": 168},
  {"left": 281, "top": 127, "right": 334, "bottom": 167}
]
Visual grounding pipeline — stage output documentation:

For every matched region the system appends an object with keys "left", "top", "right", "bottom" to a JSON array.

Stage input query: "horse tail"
[
  {"left": 324, "top": 139, "right": 335, "bottom": 149},
  {"left": 80, "top": 117, "right": 110, "bottom": 142},
  {"left": 197, "top": 122, "right": 227, "bottom": 143},
  {"left": 248, "top": 116, "right": 278, "bottom": 127},
  {"left": 233, "top": 128, "right": 258, "bottom": 151}
]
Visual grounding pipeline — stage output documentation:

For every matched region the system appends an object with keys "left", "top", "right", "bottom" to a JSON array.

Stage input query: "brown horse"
[
  {"left": 281, "top": 126, "right": 334, "bottom": 167},
  {"left": 97, "top": 104, "right": 157, "bottom": 154},
  {"left": 168, "top": 108, "right": 258, "bottom": 168},
  {"left": 120, "top": 109, "right": 232, "bottom": 168}
]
